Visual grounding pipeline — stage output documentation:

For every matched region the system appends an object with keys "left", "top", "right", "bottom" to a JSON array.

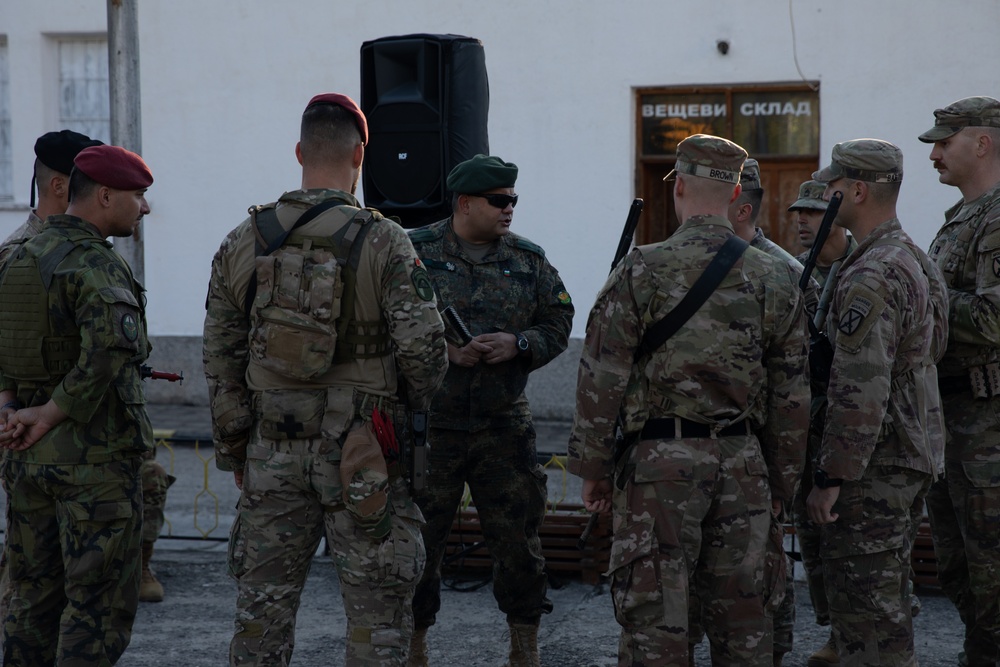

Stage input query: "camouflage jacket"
[
  {"left": 0, "top": 210, "right": 46, "bottom": 270},
  {"left": 568, "top": 215, "right": 809, "bottom": 501},
  {"left": 796, "top": 235, "right": 858, "bottom": 290},
  {"left": 203, "top": 189, "right": 448, "bottom": 471},
  {"left": 928, "top": 181, "right": 1000, "bottom": 377},
  {"left": 408, "top": 218, "right": 574, "bottom": 431},
  {"left": 752, "top": 227, "right": 820, "bottom": 316},
  {"left": 818, "top": 218, "right": 949, "bottom": 480},
  {"left": 0, "top": 215, "right": 153, "bottom": 464}
]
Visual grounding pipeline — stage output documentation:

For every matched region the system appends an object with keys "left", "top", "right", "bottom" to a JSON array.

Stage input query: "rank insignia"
[{"left": 121, "top": 313, "right": 139, "bottom": 342}]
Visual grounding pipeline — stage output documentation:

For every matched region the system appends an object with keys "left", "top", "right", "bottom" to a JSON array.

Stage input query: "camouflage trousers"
[
  {"left": 139, "top": 450, "right": 175, "bottom": 544},
  {"left": 818, "top": 465, "right": 929, "bottom": 667},
  {"left": 1, "top": 457, "right": 142, "bottom": 666},
  {"left": 611, "top": 435, "right": 777, "bottom": 667},
  {"left": 228, "top": 436, "right": 426, "bottom": 667},
  {"left": 793, "top": 464, "right": 831, "bottom": 627},
  {"left": 925, "top": 392, "right": 1000, "bottom": 666},
  {"left": 412, "top": 421, "right": 549, "bottom": 628}
]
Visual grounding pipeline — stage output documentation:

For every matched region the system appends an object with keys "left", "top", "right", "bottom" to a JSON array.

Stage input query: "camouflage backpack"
[{"left": 245, "top": 201, "right": 390, "bottom": 381}]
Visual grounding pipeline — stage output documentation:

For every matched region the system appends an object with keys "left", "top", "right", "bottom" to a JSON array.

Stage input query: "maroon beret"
[
  {"left": 305, "top": 92, "right": 369, "bottom": 145},
  {"left": 74, "top": 145, "right": 153, "bottom": 190}
]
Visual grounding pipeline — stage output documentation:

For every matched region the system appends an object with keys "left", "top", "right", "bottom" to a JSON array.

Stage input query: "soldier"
[
  {"left": 0, "top": 130, "right": 174, "bottom": 605},
  {"left": 806, "top": 139, "right": 949, "bottom": 666},
  {"left": 570, "top": 134, "right": 809, "bottom": 666},
  {"left": 203, "top": 92, "right": 448, "bottom": 667},
  {"left": 685, "top": 158, "right": 817, "bottom": 666},
  {"left": 0, "top": 144, "right": 155, "bottom": 665},
  {"left": 406, "top": 154, "right": 573, "bottom": 667},
  {"left": 792, "top": 180, "right": 856, "bottom": 285},
  {"left": 920, "top": 95, "right": 1000, "bottom": 667}
]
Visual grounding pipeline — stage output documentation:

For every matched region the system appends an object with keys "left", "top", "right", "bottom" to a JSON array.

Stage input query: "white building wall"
[{"left": 1, "top": 0, "right": 999, "bottom": 410}]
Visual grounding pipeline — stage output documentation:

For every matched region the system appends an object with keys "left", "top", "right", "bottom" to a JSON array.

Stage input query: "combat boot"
[
  {"left": 503, "top": 622, "right": 540, "bottom": 667},
  {"left": 807, "top": 631, "right": 840, "bottom": 666},
  {"left": 407, "top": 627, "right": 429, "bottom": 667},
  {"left": 139, "top": 542, "right": 164, "bottom": 603}
]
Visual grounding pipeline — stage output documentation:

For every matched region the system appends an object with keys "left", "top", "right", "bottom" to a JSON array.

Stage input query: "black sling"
[{"left": 634, "top": 234, "right": 750, "bottom": 361}]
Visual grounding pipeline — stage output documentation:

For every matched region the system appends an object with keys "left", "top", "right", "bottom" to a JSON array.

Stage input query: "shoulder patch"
[
  {"left": 835, "top": 283, "right": 886, "bottom": 349},
  {"left": 514, "top": 237, "right": 546, "bottom": 257},
  {"left": 411, "top": 263, "right": 435, "bottom": 301}
]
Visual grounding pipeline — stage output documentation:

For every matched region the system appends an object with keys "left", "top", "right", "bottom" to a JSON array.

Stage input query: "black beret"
[
  {"left": 446, "top": 154, "right": 518, "bottom": 194},
  {"left": 34, "top": 129, "right": 103, "bottom": 175}
]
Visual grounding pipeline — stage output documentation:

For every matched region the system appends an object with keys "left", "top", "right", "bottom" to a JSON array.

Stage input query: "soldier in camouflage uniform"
[
  {"left": 792, "top": 180, "right": 857, "bottom": 286},
  {"left": 406, "top": 154, "right": 573, "bottom": 667},
  {"left": 0, "top": 144, "right": 155, "bottom": 665},
  {"left": 920, "top": 96, "right": 1000, "bottom": 667},
  {"left": 203, "top": 93, "right": 448, "bottom": 667},
  {"left": 0, "top": 130, "right": 174, "bottom": 606},
  {"left": 684, "top": 158, "right": 818, "bottom": 666},
  {"left": 570, "top": 134, "right": 809, "bottom": 666},
  {"left": 806, "top": 139, "right": 949, "bottom": 666}
]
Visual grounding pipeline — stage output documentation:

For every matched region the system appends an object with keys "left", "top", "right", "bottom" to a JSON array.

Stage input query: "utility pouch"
[{"left": 340, "top": 422, "right": 391, "bottom": 539}]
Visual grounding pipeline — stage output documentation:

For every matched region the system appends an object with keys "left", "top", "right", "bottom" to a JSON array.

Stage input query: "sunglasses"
[{"left": 466, "top": 193, "right": 518, "bottom": 209}]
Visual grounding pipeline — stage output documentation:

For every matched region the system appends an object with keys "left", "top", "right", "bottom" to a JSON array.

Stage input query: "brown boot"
[
  {"left": 139, "top": 542, "right": 164, "bottom": 603},
  {"left": 807, "top": 631, "right": 840, "bottom": 666},
  {"left": 407, "top": 627, "right": 429, "bottom": 667},
  {"left": 503, "top": 622, "right": 540, "bottom": 667}
]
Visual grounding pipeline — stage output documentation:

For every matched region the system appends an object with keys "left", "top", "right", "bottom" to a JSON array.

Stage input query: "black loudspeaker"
[{"left": 361, "top": 34, "right": 490, "bottom": 228}]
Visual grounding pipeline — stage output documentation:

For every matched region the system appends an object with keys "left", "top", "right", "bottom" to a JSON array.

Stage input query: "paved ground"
[{"left": 5, "top": 404, "right": 970, "bottom": 665}]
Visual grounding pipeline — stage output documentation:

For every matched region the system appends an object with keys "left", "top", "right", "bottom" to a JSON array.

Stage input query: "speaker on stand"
[{"left": 360, "top": 33, "right": 490, "bottom": 228}]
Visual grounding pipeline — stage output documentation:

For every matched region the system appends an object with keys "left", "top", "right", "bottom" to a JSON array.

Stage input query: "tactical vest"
[
  {"left": 246, "top": 202, "right": 391, "bottom": 382},
  {"left": 0, "top": 232, "right": 97, "bottom": 383}
]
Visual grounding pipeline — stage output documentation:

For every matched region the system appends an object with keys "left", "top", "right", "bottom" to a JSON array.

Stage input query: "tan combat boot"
[
  {"left": 807, "top": 630, "right": 840, "bottom": 667},
  {"left": 138, "top": 542, "right": 164, "bottom": 603},
  {"left": 503, "top": 622, "right": 540, "bottom": 667},
  {"left": 407, "top": 627, "right": 429, "bottom": 667}
]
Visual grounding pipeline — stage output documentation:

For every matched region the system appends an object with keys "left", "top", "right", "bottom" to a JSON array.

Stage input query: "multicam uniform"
[
  {"left": 926, "top": 182, "right": 1000, "bottom": 665},
  {"left": 406, "top": 218, "right": 573, "bottom": 630},
  {"left": 203, "top": 189, "right": 447, "bottom": 667},
  {"left": 569, "top": 214, "right": 809, "bottom": 666},
  {"left": 815, "top": 219, "right": 948, "bottom": 665},
  {"left": 0, "top": 215, "right": 152, "bottom": 665}
]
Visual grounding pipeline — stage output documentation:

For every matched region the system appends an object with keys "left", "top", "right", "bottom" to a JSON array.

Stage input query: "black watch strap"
[{"left": 814, "top": 469, "right": 843, "bottom": 489}]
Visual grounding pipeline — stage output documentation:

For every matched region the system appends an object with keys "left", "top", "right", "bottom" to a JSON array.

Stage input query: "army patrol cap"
[
  {"left": 740, "top": 158, "right": 762, "bottom": 191},
  {"left": 663, "top": 134, "right": 747, "bottom": 185},
  {"left": 305, "top": 92, "right": 369, "bottom": 145},
  {"left": 447, "top": 154, "right": 518, "bottom": 193},
  {"left": 918, "top": 96, "right": 1000, "bottom": 143},
  {"left": 34, "top": 130, "right": 103, "bottom": 175},
  {"left": 788, "top": 180, "right": 829, "bottom": 212},
  {"left": 813, "top": 139, "right": 903, "bottom": 184},
  {"left": 74, "top": 145, "right": 154, "bottom": 190}
]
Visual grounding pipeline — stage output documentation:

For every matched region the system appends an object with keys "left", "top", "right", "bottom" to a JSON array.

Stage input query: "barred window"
[{"left": 58, "top": 39, "right": 110, "bottom": 144}]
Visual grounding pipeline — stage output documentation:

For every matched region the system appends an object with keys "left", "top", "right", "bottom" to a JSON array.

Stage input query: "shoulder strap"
[
  {"left": 243, "top": 199, "right": 347, "bottom": 318},
  {"left": 635, "top": 235, "right": 750, "bottom": 361}
]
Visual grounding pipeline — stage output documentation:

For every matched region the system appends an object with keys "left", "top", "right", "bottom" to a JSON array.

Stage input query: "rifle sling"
[{"left": 635, "top": 234, "right": 750, "bottom": 361}]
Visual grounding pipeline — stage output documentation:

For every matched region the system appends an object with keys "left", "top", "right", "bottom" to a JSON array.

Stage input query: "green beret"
[{"left": 446, "top": 154, "right": 518, "bottom": 194}]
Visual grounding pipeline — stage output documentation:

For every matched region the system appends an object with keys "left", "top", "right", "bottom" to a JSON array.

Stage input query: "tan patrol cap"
[
  {"left": 918, "top": 96, "right": 1000, "bottom": 143},
  {"left": 813, "top": 139, "right": 902, "bottom": 184},
  {"left": 788, "top": 180, "right": 828, "bottom": 212},
  {"left": 664, "top": 134, "right": 747, "bottom": 185},
  {"left": 740, "top": 158, "right": 762, "bottom": 191}
]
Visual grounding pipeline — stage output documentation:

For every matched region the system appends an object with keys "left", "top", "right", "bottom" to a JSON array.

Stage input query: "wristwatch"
[
  {"left": 515, "top": 332, "right": 530, "bottom": 356},
  {"left": 813, "top": 469, "right": 843, "bottom": 489}
]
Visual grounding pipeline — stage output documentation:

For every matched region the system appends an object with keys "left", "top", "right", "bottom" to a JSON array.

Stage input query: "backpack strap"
[{"left": 635, "top": 235, "right": 750, "bottom": 361}]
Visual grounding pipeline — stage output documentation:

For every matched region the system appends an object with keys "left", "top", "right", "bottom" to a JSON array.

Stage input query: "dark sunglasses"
[{"left": 466, "top": 193, "right": 518, "bottom": 209}]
